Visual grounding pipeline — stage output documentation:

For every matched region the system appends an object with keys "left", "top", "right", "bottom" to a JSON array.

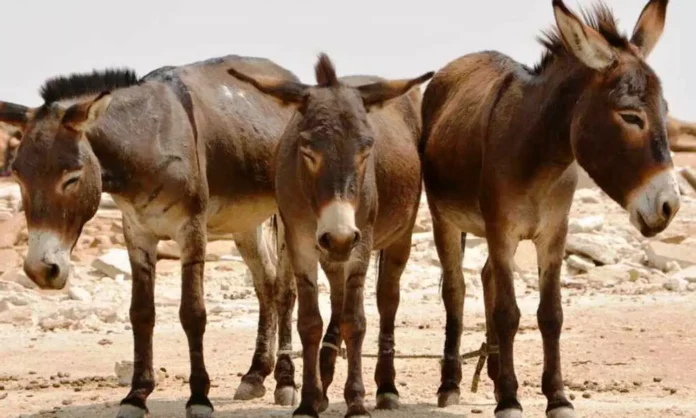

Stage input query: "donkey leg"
[
  {"left": 535, "top": 228, "right": 575, "bottom": 418},
  {"left": 234, "top": 227, "right": 278, "bottom": 401},
  {"left": 116, "top": 220, "right": 158, "bottom": 418},
  {"left": 341, "top": 247, "right": 371, "bottom": 418},
  {"left": 487, "top": 231, "right": 522, "bottom": 417},
  {"left": 318, "top": 260, "right": 346, "bottom": 413},
  {"left": 289, "top": 233, "right": 324, "bottom": 417},
  {"left": 274, "top": 228, "right": 299, "bottom": 406},
  {"left": 177, "top": 217, "right": 213, "bottom": 418},
  {"left": 481, "top": 258, "right": 501, "bottom": 400},
  {"left": 374, "top": 234, "right": 411, "bottom": 410},
  {"left": 431, "top": 216, "right": 466, "bottom": 408}
]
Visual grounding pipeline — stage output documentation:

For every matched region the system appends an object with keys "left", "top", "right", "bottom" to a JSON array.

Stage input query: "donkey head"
[
  {"left": 0, "top": 70, "right": 135, "bottom": 289},
  {"left": 553, "top": 0, "right": 679, "bottom": 237},
  {"left": 228, "top": 54, "right": 432, "bottom": 261}
]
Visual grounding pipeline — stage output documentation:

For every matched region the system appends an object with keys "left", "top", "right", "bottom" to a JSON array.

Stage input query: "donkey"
[
  {"left": 228, "top": 54, "right": 432, "bottom": 417},
  {"left": 0, "top": 56, "right": 303, "bottom": 417},
  {"left": 420, "top": 0, "right": 678, "bottom": 417}
]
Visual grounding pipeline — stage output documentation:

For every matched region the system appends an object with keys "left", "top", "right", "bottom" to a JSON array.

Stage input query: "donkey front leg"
[
  {"left": 288, "top": 232, "right": 324, "bottom": 418},
  {"left": 116, "top": 219, "right": 158, "bottom": 418},
  {"left": 318, "top": 260, "right": 346, "bottom": 412},
  {"left": 535, "top": 227, "right": 575, "bottom": 418},
  {"left": 487, "top": 229, "right": 522, "bottom": 418},
  {"left": 274, "top": 236, "right": 299, "bottom": 406},
  {"left": 234, "top": 226, "right": 279, "bottom": 402},
  {"left": 341, "top": 245, "right": 372, "bottom": 418},
  {"left": 431, "top": 215, "right": 466, "bottom": 408},
  {"left": 177, "top": 216, "right": 214, "bottom": 418},
  {"left": 374, "top": 234, "right": 412, "bottom": 411}
]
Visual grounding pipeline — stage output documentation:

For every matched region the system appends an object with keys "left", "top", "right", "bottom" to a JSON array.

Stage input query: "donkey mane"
[
  {"left": 531, "top": 2, "right": 631, "bottom": 74},
  {"left": 40, "top": 68, "right": 140, "bottom": 104},
  {"left": 315, "top": 53, "right": 339, "bottom": 87}
]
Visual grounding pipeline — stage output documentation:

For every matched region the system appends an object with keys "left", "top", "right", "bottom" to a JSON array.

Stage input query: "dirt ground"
[{"left": 2, "top": 155, "right": 696, "bottom": 418}]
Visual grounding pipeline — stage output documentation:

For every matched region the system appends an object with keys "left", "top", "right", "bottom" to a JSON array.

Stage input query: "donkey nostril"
[
  {"left": 662, "top": 201, "right": 673, "bottom": 219},
  {"left": 46, "top": 263, "right": 60, "bottom": 281},
  {"left": 351, "top": 231, "right": 361, "bottom": 248},
  {"left": 318, "top": 233, "right": 332, "bottom": 250}
]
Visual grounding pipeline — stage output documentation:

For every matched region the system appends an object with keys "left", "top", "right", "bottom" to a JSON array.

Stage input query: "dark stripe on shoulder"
[{"left": 142, "top": 68, "right": 200, "bottom": 171}]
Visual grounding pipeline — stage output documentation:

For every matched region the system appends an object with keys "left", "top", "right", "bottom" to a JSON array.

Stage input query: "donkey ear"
[
  {"left": 0, "top": 101, "right": 34, "bottom": 131},
  {"left": 228, "top": 68, "right": 310, "bottom": 108},
  {"left": 357, "top": 72, "right": 434, "bottom": 111},
  {"left": 631, "top": 0, "right": 668, "bottom": 58},
  {"left": 62, "top": 92, "right": 112, "bottom": 133},
  {"left": 553, "top": 0, "right": 616, "bottom": 70}
]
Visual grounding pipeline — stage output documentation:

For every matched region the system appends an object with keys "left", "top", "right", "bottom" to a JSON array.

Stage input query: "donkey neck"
[{"left": 520, "top": 56, "right": 595, "bottom": 167}]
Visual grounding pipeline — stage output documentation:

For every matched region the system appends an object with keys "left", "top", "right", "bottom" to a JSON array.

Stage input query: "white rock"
[
  {"left": 568, "top": 216, "right": 604, "bottom": 234},
  {"left": 664, "top": 277, "right": 688, "bottom": 292},
  {"left": 0, "top": 303, "right": 35, "bottom": 326},
  {"left": 0, "top": 268, "right": 38, "bottom": 290},
  {"left": 687, "top": 283, "right": 696, "bottom": 292},
  {"left": 574, "top": 189, "right": 602, "bottom": 204},
  {"left": 92, "top": 249, "right": 132, "bottom": 279},
  {"left": 645, "top": 242, "right": 696, "bottom": 271},
  {"left": 68, "top": 286, "right": 92, "bottom": 302},
  {"left": 114, "top": 361, "right": 134, "bottom": 386},
  {"left": 565, "top": 234, "right": 618, "bottom": 265},
  {"left": 670, "top": 265, "right": 696, "bottom": 284},
  {"left": 587, "top": 265, "right": 631, "bottom": 287},
  {"left": 566, "top": 254, "right": 595, "bottom": 272}
]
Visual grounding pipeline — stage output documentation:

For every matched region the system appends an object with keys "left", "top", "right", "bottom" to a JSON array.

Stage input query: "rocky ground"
[{"left": 1, "top": 158, "right": 696, "bottom": 418}]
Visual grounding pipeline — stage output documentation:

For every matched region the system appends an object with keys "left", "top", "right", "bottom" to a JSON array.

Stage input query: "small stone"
[
  {"left": 0, "top": 392, "right": 7, "bottom": 400},
  {"left": 569, "top": 393, "right": 576, "bottom": 401},
  {"left": 566, "top": 254, "right": 595, "bottom": 272},
  {"left": 582, "top": 392, "right": 591, "bottom": 399},
  {"left": 574, "top": 189, "right": 602, "bottom": 204},
  {"left": 654, "top": 377, "right": 662, "bottom": 383},
  {"left": 0, "top": 268, "right": 38, "bottom": 290},
  {"left": 565, "top": 234, "right": 618, "bottom": 265},
  {"left": 68, "top": 286, "right": 92, "bottom": 302},
  {"left": 92, "top": 249, "right": 132, "bottom": 280},
  {"left": 98, "top": 339, "right": 112, "bottom": 346},
  {"left": 114, "top": 361, "right": 134, "bottom": 386},
  {"left": 471, "top": 408, "right": 483, "bottom": 414},
  {"left": 663, "top": 277, "right": 688, "bottom": 292},
  {"left": 645, "top": 242, "right": 696, "bottom": 271},
  {"left": 62, "top": 399, "right": 73, "bottom": 406},
  {"left": 568, "top": 215, "right": 604, "bottom": 233}
]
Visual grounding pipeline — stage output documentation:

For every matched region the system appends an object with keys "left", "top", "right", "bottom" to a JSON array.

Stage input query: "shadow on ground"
[{"left": 22, "top": 397, "right": 495, "bottom": 418}]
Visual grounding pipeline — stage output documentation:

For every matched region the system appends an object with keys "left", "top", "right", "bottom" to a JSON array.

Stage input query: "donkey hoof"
[
  {"left": 233, "top": 380, "right": 266, "bottom": 400},
  {"left": 116, "top": 404, "right": 148, "bottom": 418},
  {"left": 495, "top": 409, "right": 523, "bottom": 418},
  {"left": 186, "top": 405, "right": 214, "bottom": 418},
  {"left": 318, "top": 396, "right": 330, "bottom": 413},
  {"left": 437, "top": 390, "right": 460, "bottom": 408},
  {"left": 376, "top": 393, "right": 400, "bottom": 410},
  {"left": 547, "top": 407, "right": 576, "bottom": 418},
  {"left": 345, "top": 404, "right": 371, "bottom": 418},
  {"left": 274, "top": 385, "right": 298, "bottom": 406}
]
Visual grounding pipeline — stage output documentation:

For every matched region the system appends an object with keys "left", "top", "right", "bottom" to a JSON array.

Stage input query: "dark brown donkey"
[
  {"left": 228, "top": 54, "right": 432, "bottom": 417},
  {"left": 420, "top": 1, "right": 678, "bottom": 417},
  {"left": 0, "top": 56, "right": 304, "bottom": 418}
]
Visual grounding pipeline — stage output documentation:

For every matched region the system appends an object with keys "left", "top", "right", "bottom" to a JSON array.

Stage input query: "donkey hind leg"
[
  {"left": 233, "top": 226, "right": 279, "bottom": 401},
  {"left": 432, "top": 216, "right": 466, "bottom": 408},
  {"left": 273, "top": 218, "right": 299, "bottom": 406},
  {"left": 116, "top": 220, "right": 158, "bottom": 418},
  {"left": 374, "top": 233, "right": 412, "bottom": 410},
  {"left": 317, "top": 260, "right": 346, "bottom": 413},
  {"left": 176, "top": 216, "right": 214, "bottom": 418},
  {"left": 535, "top": 230, "right": 575, "bottom": 418},
  {"left": 481, "top": 258, "right": 501, "bottom": 401},
  {"left": 487, "top": 231, "right": 522, "bottom": 418}
]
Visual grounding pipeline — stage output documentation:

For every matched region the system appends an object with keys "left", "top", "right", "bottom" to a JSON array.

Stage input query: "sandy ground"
[{"left": 2, "top": 292, "right": 696, "bottom": 418}]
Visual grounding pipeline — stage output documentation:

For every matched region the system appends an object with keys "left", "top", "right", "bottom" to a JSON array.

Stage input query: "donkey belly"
[{"left": 206, "top": 194, "right": 277, "bottom": 235}]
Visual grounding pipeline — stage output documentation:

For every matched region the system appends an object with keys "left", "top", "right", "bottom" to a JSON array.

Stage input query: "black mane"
[
  {"left": 40, "top": 68, "right": 140, "bottom": 104},
  {"left": 531, "top": 2, "right": 631, "bottom": 74}
]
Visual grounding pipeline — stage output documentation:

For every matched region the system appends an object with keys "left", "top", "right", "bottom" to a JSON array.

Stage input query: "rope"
[{"left": 277, "top": 341, "right": 499, "bottom": 393}]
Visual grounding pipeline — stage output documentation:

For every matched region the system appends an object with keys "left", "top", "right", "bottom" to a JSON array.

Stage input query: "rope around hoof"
[{"left": 277, "top": 341, "right": 499, "bottom": 394}]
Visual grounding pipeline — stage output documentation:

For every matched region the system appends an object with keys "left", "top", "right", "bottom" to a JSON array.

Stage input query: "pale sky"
[{"left": 3, "top": 0, "right": 694, "bottom": 118}]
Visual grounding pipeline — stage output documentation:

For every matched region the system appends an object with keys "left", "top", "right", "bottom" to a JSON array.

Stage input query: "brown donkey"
[
  {"left": 228, "top": 54, "right": 432, "bottom": 417},
  {"left": 0, "top": 56, "right": 303, "bottom": 417},
  {"left": 420, "top": 0, "right": 678, "bottom": 417}
]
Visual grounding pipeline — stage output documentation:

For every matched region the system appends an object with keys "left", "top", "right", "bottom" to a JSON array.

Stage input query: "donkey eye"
[
  {"left": 620, "top": 113, "right": 645, "bottom": 129},
  {"left": 62, "top": 176, "right": 80, "bottom": 191}
]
